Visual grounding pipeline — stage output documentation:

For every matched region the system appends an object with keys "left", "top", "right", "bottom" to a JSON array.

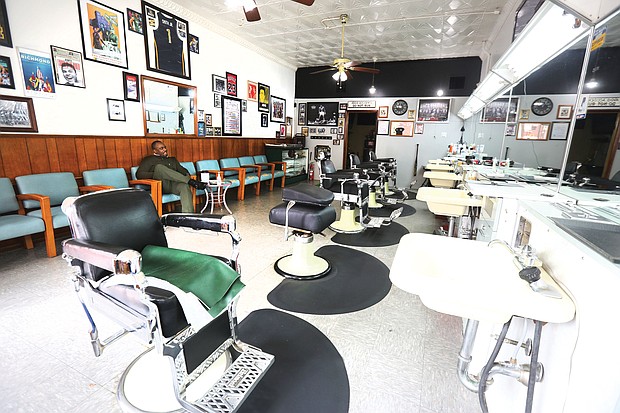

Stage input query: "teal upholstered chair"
[
  {"left": 196, "top": 160, "right": 241, "bottom": 190},
  {"left": 131, "top": 166, "right": 181, "bottom": 214},
  {"left": 239, "top": 156, "right": 275, "bottom": 192},
  {"left": 254, "top": 155, "right": 286, "bottom": 188},
  {"left": 180, "top": 161, "right": 203, "bottom": 211},
  {"left": 0, "top": 177, "right": 56, "bottom": 257},
  {"left": 219, "top": 157, "right": 259, "bottom": 200}
]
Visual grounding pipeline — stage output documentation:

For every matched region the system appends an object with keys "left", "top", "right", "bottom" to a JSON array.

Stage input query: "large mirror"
[{"left": 142, "top": 75, "right": 197, "bottom": 136}]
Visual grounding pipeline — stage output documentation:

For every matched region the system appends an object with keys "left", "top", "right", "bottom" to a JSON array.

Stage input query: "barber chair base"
[
  {"left": 329, "top": 209, "right": 364, "bottom": 234},
  {"left": 368, "top": 191, "right": 383, "bottom": 209},
  {"left": 274, "top": 235, "right": 330, "bottom": 280},
  {"left": 384, "top": 182, "right": 395, "bottom": 196}
]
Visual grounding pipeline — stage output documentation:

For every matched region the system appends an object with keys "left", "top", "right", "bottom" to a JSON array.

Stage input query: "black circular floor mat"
[
  {"left": 267, "top": 245, "right": 391, "bottom": 315},
  {"left": 370, "top": 202, "right": 416, "bottom": 218},
  {"left": 237, "top": 309, "right": 349, "bottom": 413},
  {"left": 331, "top": 221, "right": 409, "bottom": 247}
]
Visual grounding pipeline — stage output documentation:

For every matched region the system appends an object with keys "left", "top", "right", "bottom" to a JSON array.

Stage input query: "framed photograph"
[
  {"left": 122, "top": 71, "right": 139, "bottom": 101},
  {"left": 0, "top": 0, "right": 13, "bottom": 48},
  {"left": 378, "top": 106, "right": 388, "bottom": 118},
  {"left": 142, "top": 1, "right": 190, "bottom": 79},
  {"left": 160, "top": 113, "right": 165, "bottom": 121},
  {"left": 205, "top": 113, "right": 212, "bottom": 126},
  {"left": 517, "top": 122, "right": 551, "bottom": 141},
  {"left": 389, "top": 120, "right": 414, "bottom": 137},
  {"left": 0, "top": 55, "right": 15, "bottom": 89},
  {"left": 19, "top": 48, "right": 56, "bottom": 98},
  {"left": 377, "top": 120, "right": 390, "bottom": 135},
  {"left": 338, "top": 126, "right": 344, "bottom": 134},
  {"left": 214, "top": 127, "right": 222, "bottom": 136},
  {"left": 270, "top": 95, "right": 286, "bottom": 123},
  {"left": 338, "top": 117, "right": 344, "bottom": 127},
  {"left": 333, "top": 139, "right": 340, "bottom": 145},
  {"left": 279, "top": 124, "right": 286, "bottom": 137},
  {"left": 550, "top": 122, "right": 570, "bottom": 140},
  {"left": 197, "top": 109, "right": 204, "bottom": 122},
  {"left": 212, "top": 75, "right": 226, "bottom": 93},
  {"left": 261, "top": 112, "right": 268, "bottom": 127},
  {"left": 309, "top": 128, "right": 316, "bottom": 133},
  {"left": 339, "top": 103, "right": 347, "bottom": 111},
  {"left": 78, "top": 0, "right": 128, "bottom": 69},
  {"left": 214, "top": 93, "right": 221, "bottom": 108},
  {"left": 414, "top": 123, "right": 424, "bottom": 134},
  {"left": 221, "top": 95, "right": 242, "bottom": 136},
  {"left": 127, "top": 8, "right": 143, "bottom": 34},
  {"left": 417, "top": 98, "right": 450, "bottom": 122},
  {"left": 258, "top": 82, "right": 270, "bottom": 112},
  {"left": 307, "top": 102, "right": 338, "bottom": 126},
  {"left": 50, "top": 46, "right": 86, "bottom": 88},
  {"left": 298, "top": 102, "right": 306, "bottom": 125},
  {"left": 505, "top": 123, "right": 516, "bottom": 136},
  {"left": 407, "top": 109, "right": 416, "bottom": 119},
  {"left": 107, "top": 98, "right": 125, "bottom": 121},
  {"left": 226, "top": 72, "right": 237, "bottom": 96},
  {"left": 0, "top": 95, "right": 38, "bottom": 132},
  {"left": 519, "top": 109, "right": 530, "bottom": 120},
  {"left": 242, "top": 100, "right": 247, "bottom": 112},
  {"left": 197, "top": 121, "right": 205, "bottom": 136},
  {"left": 189, "top": 34, "right": 199, "bottom": 53},
  {"left": 557, "top": 105, "right": 573, "bottom": 120},
  {"left": 481, "top": 97, "right": 519, "bottom": 123},
  {"left": 205, "top": 126, "right": 214, "bottom": 136},
  {"left": 301, "top": 126, "right": 309, "bottom": 136}
]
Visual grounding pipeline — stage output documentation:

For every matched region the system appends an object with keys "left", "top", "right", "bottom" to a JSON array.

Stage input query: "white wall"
[{"left": 0, "top": 0, "right": 295, "bottom": 137}]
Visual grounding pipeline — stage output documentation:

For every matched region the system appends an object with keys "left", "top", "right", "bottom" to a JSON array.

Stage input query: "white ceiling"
[{"left": 167, "top": 0, "right": 521, "bottom": 69}]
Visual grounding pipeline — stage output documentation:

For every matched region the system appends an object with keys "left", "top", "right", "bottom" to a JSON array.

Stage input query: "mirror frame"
[{"left": 141, "top": 75, "right": 198, "bottom": 137}]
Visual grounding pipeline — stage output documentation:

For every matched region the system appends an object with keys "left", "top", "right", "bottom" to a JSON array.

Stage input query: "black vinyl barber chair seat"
[
  {"left": 269, "top": 184, "right": 337, "bottom": 279},
  {"left": 61, "top": 188, "right": 273, "bottom": 413}
]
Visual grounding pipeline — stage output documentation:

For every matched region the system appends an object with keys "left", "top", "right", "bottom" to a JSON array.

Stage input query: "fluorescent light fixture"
[
  {"left": 585, "top": 78, "right": 598, "bottom": 88},
  {"left": 457, "top": 95, "right": 485, "bottom": 120},
  {"left": 332, "top": 71, "right": 347, "bottom": 82}
]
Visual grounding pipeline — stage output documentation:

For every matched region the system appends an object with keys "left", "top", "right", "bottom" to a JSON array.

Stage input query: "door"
[{"left": 343, "top": 110, "right": 378, "bottom": 167}]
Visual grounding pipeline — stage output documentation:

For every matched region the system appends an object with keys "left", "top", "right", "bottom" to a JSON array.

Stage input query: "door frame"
[{"left": 343, "top": 109, "right": 378, "bottom": 167}]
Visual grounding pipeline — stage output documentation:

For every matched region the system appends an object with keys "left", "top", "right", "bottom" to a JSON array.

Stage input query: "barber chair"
[
  {"left": 61, "top": 188, "right": 273, "bottom": 413},
  {"left": 350, "top": 153, "right": 407, "bottom": 206},
  {"left": 269, "top": 184, "right": 336, "bottom": 280},
  {"left": 367, "top": 151, "right": 405, "bottom": 200}
]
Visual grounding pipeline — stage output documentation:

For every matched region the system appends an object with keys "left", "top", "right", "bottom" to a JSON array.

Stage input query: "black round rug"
[
  {"left": 267, "top": 245, "right": 391, "bottom": 315},
  {"left": 370, "top": 202, "right": 416, "bottom": 218},
  {"left": 331, "top": 221, "right": 409, "bottom": 247},
  {"left": 237, "top": 309, "right": 349, "bottom": 413}
]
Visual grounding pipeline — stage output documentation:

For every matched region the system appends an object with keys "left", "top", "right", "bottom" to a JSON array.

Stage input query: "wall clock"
[
  {"left": 531, "top": 97, "right": 553, "bottom": 116},
  {"left": 392, "top": 99, "right": 408, "bottom": 116}
]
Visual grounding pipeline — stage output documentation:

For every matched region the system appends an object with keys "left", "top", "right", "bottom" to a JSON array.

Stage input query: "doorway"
[
  {"left": 568, "top": 110, "right": 620, "bottom": 178},
  {"left": 344, "top": 110, "right": 378, "bottom": 167}
]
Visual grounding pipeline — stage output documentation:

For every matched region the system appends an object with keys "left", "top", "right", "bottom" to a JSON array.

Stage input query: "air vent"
[{"left": 449, "top": 76, "right": 466, "bottom": 90}]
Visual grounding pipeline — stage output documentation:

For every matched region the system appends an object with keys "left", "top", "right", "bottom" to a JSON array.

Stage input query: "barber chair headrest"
[
  {"left": 282, "top": 184, "right": 334, "bottom": 207},
  {"left": 321, "top": 159, "right": 338, "bottom": 174}
]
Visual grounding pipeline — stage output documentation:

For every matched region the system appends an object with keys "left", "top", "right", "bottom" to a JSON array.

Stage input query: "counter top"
[{"left": 466, "top": 180, "right": 574, "bottom": 202}]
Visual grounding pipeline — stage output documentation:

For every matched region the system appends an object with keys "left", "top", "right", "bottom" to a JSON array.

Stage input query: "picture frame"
[
  {"left": 414, "top": 123, "right": 424, "bottom": 134},
  {"left": 212, "top": 75, "right": 226, "bottom": 93},
  {"left": 377, "top": 120, "right": 390, "bottom": 135},
  {"left": 122, "top": 71, "right": 139, "bottom": 101},
  {"left": 258, "top": 83, "right": 270, "bottom": 112},
  {"left": 247, "top": 81, "right": 258, "bottom": 102},
  {"left": 417, "top": 98, "right": 450, "bottom": 122},
  {"left": 107, "top": 98, "right": 125, "bottom": 121},
  {"left": 298, "top": 102, "right": 306, "bottom": 126},
  {"left": 214, "top": 93, "right": 221, "bottom": 108},
  {"left": 0, "top": 55, "right": 15, "bottom": 89},
  {"left": 519, "top": 109, "right": 530, "bottom": 120},
  {"left": 205, "top": 126, "right": 214, "bottom": 136},
  {"left": 127, "top": 8, "right": 143, "bottom": 34},
  {"left": 197, "top": 121, "right": 205, "bottom": 136},
  {"left": 338, "top": 126, "right": 343, "bottom": 134},
  {"left": 389, "top": 120, "right": 415, "bottom": 137},
  {"left": 205, "top": 113, "right": 212, "bottom": 126},
  {"left": 142, "top": 1, "right": 190, "bottom": 79},
  {"left": 378, "top": 106, "right": 388, "bottom": 118},
  {"left": 214, "top": 127, "right": 222, "bottom": 136},
  {"left": 550, "top": 122, "right": 570, "bottom": 140},
  {"left": 279, "top": 124, "right": 286, "bottom": 138},
  {"left": 189, "top": 34, "right": 199, "bottom": 54},
  {"left": 516, "top": 122, "right": 551, "bottom": 141},
  {"left": 337, "top": 117, "right": 344, "bottom": 127},
  {"left": 197, "top": 109, "right": 204, "bottom": 122},
  {"left": 19, "top": 48, "right": 56, "bottom": 98},
  {"left": 557, "top": 104, "right": 573, "bottom": 120},
  {"left": 407, "top": 109, "right": 416, "bottom": 119},
  {"left": 270, "top": 95, "right": 286, "bottom": 123},
  {"left": 301, "top": 126, "right": 309, "bottom": 136},
  {"left": 306, "top": 102, "right": 338, "bottom": 126},
  {"left": 261, "top": 112, "right": 268, "bottom": 127},
  {"left": 481, "top": 97, "right": 519, "bottom": 123},
  {"left": 339, "top": 103, "right": 347, "bottom": 111},
  {"left": 242, "top": 100, "right": 247, "bottom": 112},
  {"left": 333, "top": 139, "right": 340, "bottom": 145},
  {"left": 0, "top": 0, "right": 13, "bottom": 48},
  {"left": 226, "top": 72, "right": 237, "bottom": 96},
  {"left": 221, "top": 95, "right": 242, "bottom": 136},
  {"left": 78, "top": 0, "right": 128, "bottom": 69},
  {"left": 0, "top": 95, "right": 38, "bottom": 132},
  {"left": 505, "top": 123, "right": 516, "bottom": 136},
  {"left": 50, "top": 46, "right": 86, "bottom": 88}
]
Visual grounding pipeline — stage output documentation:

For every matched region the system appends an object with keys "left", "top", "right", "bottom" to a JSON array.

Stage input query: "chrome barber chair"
[
  {"left": 61, "top": 188, "right": 273, "bottom": 413},
  {"left": 349, "top": 153, "right": 407, "bottom": 207},
  {"left": 269, "top": 184, "right": 337, "bottom": 280},
  {"left": 368, "top": 151, "right": 401, "bottom": 197}
]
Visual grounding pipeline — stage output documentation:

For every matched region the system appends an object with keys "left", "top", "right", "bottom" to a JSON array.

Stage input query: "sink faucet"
[{"left": 488, "top": 240, "right": 541, "bottom": 269}]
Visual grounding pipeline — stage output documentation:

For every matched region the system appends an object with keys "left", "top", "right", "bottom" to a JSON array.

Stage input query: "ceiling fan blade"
[
  {"left": 291, "top": 0, "right": 315, "bottom": 5},
  {"left": 243, "top": 4, "right": 261, "bottom": 22},
  {"left": 310, "top": 67, "right": 336, "bottom": 75},
  {"left": 349, "top": 67, "right": 380, "bottom": 74},
  {"left": 345, "top": 60, "right": 361, "bottom": 68}
]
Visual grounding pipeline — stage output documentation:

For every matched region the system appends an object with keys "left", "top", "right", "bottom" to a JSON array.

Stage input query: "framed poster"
[
  {"left": 339, "top": 103, "right": 347, "bottom": 111},
  {"left": 226, "top": 72, "right": 237, "bottom": 96},
  {"left": 378, "top": 106, "right": 388, "bottom": 118},
  {"left": 481, "top": 97, "right": 519, "bottom": 123},
  {"left": 417, "top": 98, "right": 450, "bottom": 122},
  {"left": 557, "top": 105, "right": 573, "bottom": 119},
  {"left": 205, "top": 126, "right": 214, "bottom": 136},
  {"left": 78, "top": 0, "right": 128, "bottom": 69},
  {"left": 214, "top": 93, "right": 221, "bottom": 108},
  {"left": 189, "top": 34, "right": 199, "bottom": 53},
  {"left": 550, "top": 122, "right": 570, "bottom": 140},
  {"left": 247, "top": 80, "right": 257, "bottom": 101},
  {"left": 197, "top": 121, "right": 205, "bottom": 136},
  {"left": 0, "top": 0, "right": 13, "bottom": 48},
  {"left": 517, "top": 122, "right": 550, "bottom": 141},
  {"left": 0, "top": 95, "right": 38, "bottom": 132},
  {"left": 122, "top": 71, "right": 139, "bottom": 101},
  {"left": 306, "top": 102, "right": 338, "bottom": 126},
  {"left": 222, "top": 95, "right": 242, "bottom": 136},
  {"left": 279, "top": 123, "right": 286, "bottom": 138},
  {"left": 212, "top": 74, "right": 226, "bottom": 93},
  {"left": 19, "top": 48, "right": 56, "bottom": 98},
  {"left": 107, "top": 98, "right": 125, "bottom": 121},
  {"left": 261, "top": 112, "right": 268, "bottom": 127},
  {"left": 205, "top": 113, "right": 212, "bottom": 126},
  {"left": 298, "top": 102, "right": 306, "bottom": 125},
  {"left": 270, "top": 95, "right": 286, "bottom": 123},
  {"left": 389, "top": 120, "right": 414, "bottom": 136},
  {"left": 377, "top": 119, "right": 389, "bottom": 135},
  {"left": 414, "top": 123, "right": 424, "bottom": 134},
  {"left": 214, "top": 127, "right": 222, "bottom": 136},
  {"left": 127, "top": 8, "right": 143, "bottom": 34},
  {"left": 258, "top": 83, "right": 270, "bottom": 112},
  {"left": 142, "top": 1, "right": 190, "bottom": 79},
  {"left": 51, "top": 46, "right": 85, "bottom": 88},
  {"left": 0, "top": 55, "right": 15, "bottom": 89}
]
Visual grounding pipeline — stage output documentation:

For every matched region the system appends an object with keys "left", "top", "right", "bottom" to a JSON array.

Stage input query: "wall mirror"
[{"left": 142, "top": 75, "right": 197, "bottom": 136}]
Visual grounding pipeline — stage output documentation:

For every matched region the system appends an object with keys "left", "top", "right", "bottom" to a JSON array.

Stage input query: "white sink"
[
  {"left": 417, "top": 187, "right": 483, "bottom": 216},
  {"left": 389, "top": 234, "right": 575, "bottom": 324},
  {"left": 423, "top": 171, "right": 460, "bottom": 188},
  {"left": 425, "top": 163, "right": 454, "bottom": 171},
  {"left": 428, "top": 159, "right": 451, "bottom": 165}
]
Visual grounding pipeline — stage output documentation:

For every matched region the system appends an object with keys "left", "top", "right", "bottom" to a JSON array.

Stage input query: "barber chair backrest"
[
  {"left": 64, "top": 188, "right": 167, "bottom": 282},
  {"left": 321, "top": 159, "right": 337, "bottom": 174},
  {"left": 349, "top": 153, "right": 362, "bottom": 168}
]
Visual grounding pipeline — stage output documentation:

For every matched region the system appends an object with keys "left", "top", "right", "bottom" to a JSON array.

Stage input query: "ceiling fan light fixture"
[{"left": 332, "top": 70, "right": 347, "bottom": 82}]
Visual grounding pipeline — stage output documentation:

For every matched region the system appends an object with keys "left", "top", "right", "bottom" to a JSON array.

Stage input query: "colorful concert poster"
[
  {"left": 18, "top": 48, "right": 56, "bottom": 98},
  {"left": 78, "top": 0, "right": 128, "bottom": 68}
]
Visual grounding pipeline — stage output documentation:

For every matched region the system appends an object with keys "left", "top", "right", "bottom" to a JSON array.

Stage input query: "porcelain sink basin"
[
  {"left": 417, "top": 187, "right": 483, "bottom": 216},
  {"left": 428, "top": 159, "right": 451, "bottom": 165},
  {"left": 423, "top": 171, "right": 460, "bottom": 188},
  {"left": 425, "top": 163, "right": 454, "bottom": 171}
]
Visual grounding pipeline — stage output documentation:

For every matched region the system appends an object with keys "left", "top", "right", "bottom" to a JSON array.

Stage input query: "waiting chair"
[
  {"left": 83, "top": 167, "right": 161, "bottom": 212},
  {"left": 254, "top": 155, "right": 286, "bottom": 188},
  {"left": 131, "top": 166, "right": 181, "bottom": 215},
  {"left": 239, "top": 156, "right": 275, "bottom": 192},
  {"left": 61, "top": 188, "right": 273, "bottom": 412},
  {"left": 0, "top": 177, "right": 56, "bottom": 257},
  {"left": 180, "top": 161, "right": 202, "bottom": 211},
  {"left": 219, "top": 157, "right": 259, "bottom": 200}
]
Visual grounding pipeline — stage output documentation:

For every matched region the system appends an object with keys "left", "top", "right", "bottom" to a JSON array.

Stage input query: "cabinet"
[{"left": 265, "top": 145, "right": 309, "bottom": 185}]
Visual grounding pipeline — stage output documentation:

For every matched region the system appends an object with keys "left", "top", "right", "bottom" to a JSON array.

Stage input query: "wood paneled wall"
[{"left": 0, "top": 135, "right": 282, "bottom": 180}]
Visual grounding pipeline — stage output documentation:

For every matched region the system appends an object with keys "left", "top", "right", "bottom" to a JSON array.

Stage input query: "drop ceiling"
[{"left": 168, "top": 0, "right": 520, "bottom": 69}]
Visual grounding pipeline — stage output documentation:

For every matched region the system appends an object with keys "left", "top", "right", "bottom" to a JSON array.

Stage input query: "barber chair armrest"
[{"left": 62, "top": 238, "right": 143, "bottom": 278}]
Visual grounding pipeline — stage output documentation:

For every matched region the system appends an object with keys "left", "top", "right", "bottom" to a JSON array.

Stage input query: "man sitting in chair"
[{"left": 137, "top": 140, "right": 206, "bottom": 212}]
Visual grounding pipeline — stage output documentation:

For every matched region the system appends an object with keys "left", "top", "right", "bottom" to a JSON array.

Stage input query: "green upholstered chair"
[
  {"left": 83, "top": 167, "right": 161, "bottom": 212},
  {"left": 254, "top": 154, "right": 286, "bottom": 188},
  {"left": 239, "top": 155, "right": 275, "bottom": 192},
  {"left": 131, "top": 166, "right": 180, "bottom": 215},
  {"left": 219, "top": 157, "right": 260, "bottom": 200},
  {"left": 0, "top": 177, "right": 56, "bottom": 257}
]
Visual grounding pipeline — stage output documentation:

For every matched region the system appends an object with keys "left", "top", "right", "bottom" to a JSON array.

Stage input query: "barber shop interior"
[{"left": 2, "top": 0, "right": 620, "bottom": 412}]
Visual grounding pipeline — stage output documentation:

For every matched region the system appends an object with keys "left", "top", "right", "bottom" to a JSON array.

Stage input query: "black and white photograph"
[
  {"left": 0, "top": 95, "right": 38, "bottom": 132},
  {"left": 106, "top": 98, "right": 125, "bottom": 121},
  {"left": 261, "top": 112, "right": 268, "bottom": 127},
  {"left": 480, "top": 97, "right": 519, "bottom": 123},
  {"left": 306, "top": 102, "right": 338, "bottom": 126},
  {"left": 212, "top": 75, "right": 226, "bottom": 93},
  {"left": 214, "top": 93, "right": 221, "bottom": 108},
  {"left": 189, "top": 34, "right": 199, "bottom": 53},
  {"left": 417, "top": 98, "right": 450, "bottom": 122}
]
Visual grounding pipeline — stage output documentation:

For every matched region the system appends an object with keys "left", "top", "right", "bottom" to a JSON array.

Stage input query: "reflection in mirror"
[{"left": 141, "top": 75, "right": 197, "bottom": 136}]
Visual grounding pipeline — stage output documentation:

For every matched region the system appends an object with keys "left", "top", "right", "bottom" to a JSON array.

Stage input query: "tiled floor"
[{"left": 0, "top": 187, "right": 480, "bottom": 413}]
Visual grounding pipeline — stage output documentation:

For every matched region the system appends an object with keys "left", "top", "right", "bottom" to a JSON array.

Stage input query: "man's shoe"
[{"left": 188, "top": 178, "right": 207, "bottom": 190}]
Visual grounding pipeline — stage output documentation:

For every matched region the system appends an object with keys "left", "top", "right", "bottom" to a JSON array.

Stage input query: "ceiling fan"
[
  {"left": 311, "top": 14, "right": 380, "bottom": 81},
  {"left": 241, "top": 0, "right": 315, "bottom": 22}
]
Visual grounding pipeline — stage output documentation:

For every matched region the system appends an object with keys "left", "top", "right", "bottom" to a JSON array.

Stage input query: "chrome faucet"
[{"left": 487, "top": 240, "right": 541, "bottom": 269}]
